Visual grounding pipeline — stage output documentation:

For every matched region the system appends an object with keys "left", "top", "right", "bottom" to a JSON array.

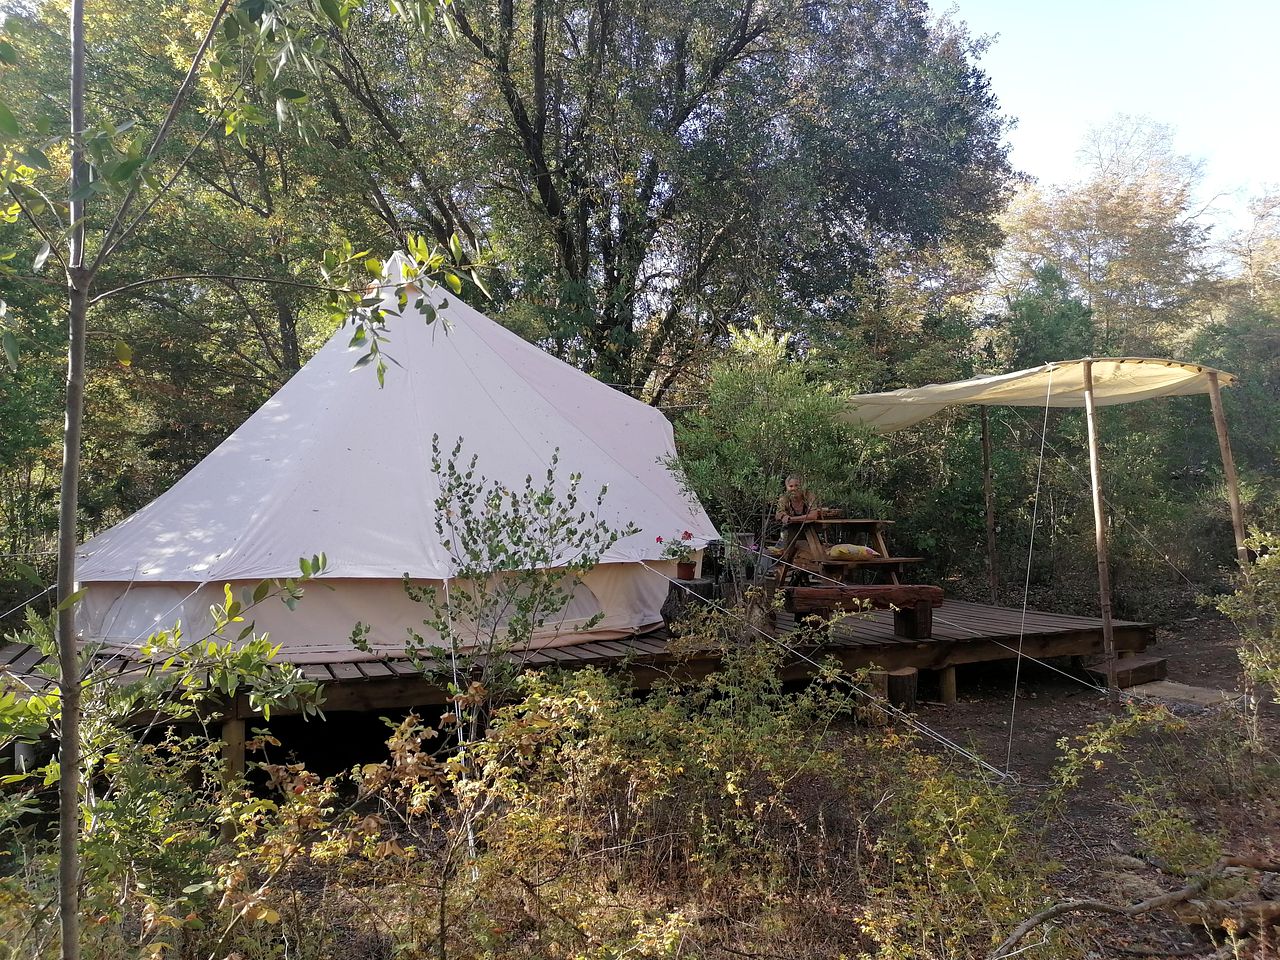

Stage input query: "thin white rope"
[
  {"left": 640, "top": 560, "right": 1011, "bottom": 780},
  {"left": 1007, "top": 370, "right": 1055, "bottom": 771},
  {"left": 0, "top": 585, "right": 55, "bottom": 623},
  {"left": 443, "top": 576, "right": 463, "bottom": 701}
]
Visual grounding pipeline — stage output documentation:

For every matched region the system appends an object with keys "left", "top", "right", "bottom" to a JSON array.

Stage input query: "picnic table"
[
  {"left": 771, "top": 518, "right": 937, "bottom": 638},
  {"left": 770, "top": 518, "right": 923, "bottom": 588}
]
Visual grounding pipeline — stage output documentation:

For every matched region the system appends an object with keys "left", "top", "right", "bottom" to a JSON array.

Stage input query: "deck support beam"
[
  {"left": 938, "top": 665, "right": 957, "bottom": 705},
  {"left": 220, "top": 714, "right": 246, "bottom": 842}
]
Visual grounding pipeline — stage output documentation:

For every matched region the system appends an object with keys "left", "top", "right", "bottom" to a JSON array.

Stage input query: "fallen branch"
[{"left": 988, "top": 857, "right": 1280, "bottom": 960}]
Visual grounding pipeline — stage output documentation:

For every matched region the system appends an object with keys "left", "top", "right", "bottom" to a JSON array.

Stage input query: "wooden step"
[{"left": 1086, "top": 654, "right": 1168, "bottom": 688}]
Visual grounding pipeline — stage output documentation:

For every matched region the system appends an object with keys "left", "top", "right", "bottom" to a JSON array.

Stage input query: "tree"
[
  {"left": 990, "top": 264, "right": 1094, "bottom": 368},
  {"left": 999, "top": 116, "right": 1218, "bottom": 354},
  {"left": 0, "top": 1, "right": 477, "bottom": 953},
  {"left": 319, "top": 0, "right": 1014, "bottom": 391},
  {"left": 668, "top": 322, "right": 884, "bottom": 551}
]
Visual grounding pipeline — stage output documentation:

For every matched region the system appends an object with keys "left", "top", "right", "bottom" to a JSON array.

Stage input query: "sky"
[{"left": 949, "top": 0, "right": 1280, "bottom": 236}]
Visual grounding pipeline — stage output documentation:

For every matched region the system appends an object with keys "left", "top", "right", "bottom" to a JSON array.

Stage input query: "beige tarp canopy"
[
  {"left": 837, "top": 356, "right": 1247, "bottom": 699},
  {"left": 839, "top": 358, "right": 1239, "bottom": 434}
]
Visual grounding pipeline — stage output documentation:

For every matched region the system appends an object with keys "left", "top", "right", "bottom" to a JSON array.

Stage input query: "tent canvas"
[{"left": 76, "top": 254, "right": 717, "bottom": 663}]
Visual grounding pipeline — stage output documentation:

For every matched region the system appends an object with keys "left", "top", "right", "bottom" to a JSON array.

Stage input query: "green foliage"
[
  {"left": 7, "top": 629, "right": 1071, "bottom": 959},
  {"left": 1122, "top": 782, "right": 1223, "bottom": 876},
  {"left": 0, "top": 570, "right": 327, "bottom": 956},
  {"left": 991, "top": 264, "right": 1094, "bottom": 368},
  {"left": 669, "top": 323, "right": 886, "bottom": 545},
  {"left": 0, "top": 580, "right": 1084, "bottom": 960},
  {"left": 1216, "top": 531, "right": 1280, "bottom": 703},
  {"left": 402, "top": 436, "right": 634, "bottom": 659},
  {"left": 859, "top": 733, "right": 1058, "bottom": 960}
]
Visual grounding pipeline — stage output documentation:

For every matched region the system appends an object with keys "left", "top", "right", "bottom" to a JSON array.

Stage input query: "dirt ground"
[{"left": 915, "top": 612, "right": 1280, "bottom": 959}]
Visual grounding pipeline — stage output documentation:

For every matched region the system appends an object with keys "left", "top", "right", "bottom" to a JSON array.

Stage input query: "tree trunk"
[
  {"left": 274, "top": 291, "right": 301, "bottom": 375},
  {"left": 59, "top": 0, "right": 88, "bottom": 954}
]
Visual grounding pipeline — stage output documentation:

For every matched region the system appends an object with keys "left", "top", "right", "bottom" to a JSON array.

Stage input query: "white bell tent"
[{"left": 76, "top": 254, "right": 717, "bottom": 664}]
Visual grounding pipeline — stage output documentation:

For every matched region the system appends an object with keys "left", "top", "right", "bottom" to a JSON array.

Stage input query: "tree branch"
[
  {"left": 988, "top": 856, "right": 1280, "bottom": 959},
  {"left": 93, "top": 83, "right": 245, "bottom": 267},
  {"left": 89, "top": 273, "right": 348, "bottom": 307},
  {"left": 87, "top": 0, "right": 234, "bottom": 277},
  {"left": 5, "top": 185, "right": 69, "bottom": 275}
]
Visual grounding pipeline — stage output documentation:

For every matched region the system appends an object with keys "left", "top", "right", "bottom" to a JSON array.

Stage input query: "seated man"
[
  {"left": 774, "top": 474, "right": 821, "bottom": 572},
  {"left": 776, "top": 474, "right": 820, "bottom": 526}
]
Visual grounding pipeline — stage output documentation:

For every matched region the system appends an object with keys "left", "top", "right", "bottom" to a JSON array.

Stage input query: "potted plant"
[{"left": 657, "top": 530, "right": 698, "bottom": 580}]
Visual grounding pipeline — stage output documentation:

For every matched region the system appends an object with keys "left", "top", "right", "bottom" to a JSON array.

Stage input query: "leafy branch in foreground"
[
  {"left": 1216, "top": 530, "right": 1280, "bottom": 707},
  {"left": 354, "top": 436, "right": 637, "bottom": 736}
]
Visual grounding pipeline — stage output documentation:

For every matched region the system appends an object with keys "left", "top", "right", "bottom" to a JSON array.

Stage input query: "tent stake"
[
  {"left": 1082, "top": 361, "right": 1119, "bottom": 705},
  {"left": 1207, "top": 371, "right": 1249, "bottom": 569},
  {"left": 981, "top": 407, "right": 999, "bottom": 604}
]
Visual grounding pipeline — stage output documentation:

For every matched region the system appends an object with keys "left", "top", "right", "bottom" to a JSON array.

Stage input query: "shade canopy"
[
  {"left": 77, "top": 253, "right": 717, "bottom": 662},
  {"left": 839, "top": 358, "right": 1238, "bottom": 433}
]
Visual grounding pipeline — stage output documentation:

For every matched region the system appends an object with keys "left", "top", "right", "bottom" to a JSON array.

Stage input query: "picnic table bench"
[
  {"left": 784, "top": 584, "right": 944, "bottom": 639},
  {"left": 771, "top": 518, "right": 940, "bottom": 638}
]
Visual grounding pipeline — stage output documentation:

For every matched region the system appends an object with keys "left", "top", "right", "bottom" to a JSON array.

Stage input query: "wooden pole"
[
  {"left": 220, "top": 715, "right": 246, "bottom": 843},
  {"left": 1206, "top": 372, "right": 1250, "bottom": 569},
  {"left": 1082, "top": 360, "right": 1119, "bottom": 705},
  {"left": 981, "top": 407, "right": 999, "bottom": 604}
]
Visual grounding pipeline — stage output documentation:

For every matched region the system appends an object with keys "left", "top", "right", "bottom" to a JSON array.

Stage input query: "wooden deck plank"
[
  {"left": 327, "top": 662, "right": 365, "bottom": 682},
  {"left": 384, "top": 660, "right": 421, "bottom": 676},
  {"left": 39, "top": 600, "right": 1148, "bottom": 717},
  {"left": 0, "top": 642, "right": 33, "bottom": 668},
  {"left": 534, "top": 644, "right": 600, "bottom": 662},
  {"left": 583, "top": 640, "right": 645, "bottom": 659},
  {"left": 626, "top": 637, "right": 672, "bottom": 655},
  {"left": 561, "top": 642, "right": 627, "bottom": 662},
  {"left": 8, "top": 646, "right": 50, "bottom": 676},
  {"left": 956, "top": 601, "right": 1145, "bottom": 629}
]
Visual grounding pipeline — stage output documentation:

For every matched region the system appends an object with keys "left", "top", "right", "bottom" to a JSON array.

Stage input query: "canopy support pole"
[
  {"left": 981, "top": 407, "right": 999, "bottom": 604},
  {"left": 1207, "top": 371, "right": 1249, "bottom": 569},
  {"left": 1082, "top": 360, "right": 1119, "bottom": 705}
]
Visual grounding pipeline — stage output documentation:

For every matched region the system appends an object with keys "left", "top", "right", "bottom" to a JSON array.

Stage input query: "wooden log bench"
[{"left": 783, "top": 584, "right": 945, "bottom": 639}]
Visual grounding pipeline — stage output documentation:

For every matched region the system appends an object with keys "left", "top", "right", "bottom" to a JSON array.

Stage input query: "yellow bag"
[{"left": 828, "top": 543, "right": 879, "bottom": 561}]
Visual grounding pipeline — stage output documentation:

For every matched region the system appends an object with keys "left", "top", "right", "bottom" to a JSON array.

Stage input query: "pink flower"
[
  {"left": 655, "top": 536, "right": 664, "bottom": 544},
  {"left": 681, "top": 530, "right": 693, "bottom": 540}
]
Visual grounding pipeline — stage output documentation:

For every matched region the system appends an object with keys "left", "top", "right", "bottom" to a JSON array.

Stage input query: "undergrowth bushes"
[{"left": 1, "top": 632, "right": 1073, "bottom": 960}]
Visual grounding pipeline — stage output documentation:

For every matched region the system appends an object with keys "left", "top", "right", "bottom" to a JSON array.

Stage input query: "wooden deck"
[{"left": 0, "top": 600, "right": 1153, "bottom": 715}]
